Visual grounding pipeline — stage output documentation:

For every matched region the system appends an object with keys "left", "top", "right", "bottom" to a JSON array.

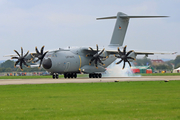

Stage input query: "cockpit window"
[{"left": 46, "top": 53, "right": 57, "bottom": 58}]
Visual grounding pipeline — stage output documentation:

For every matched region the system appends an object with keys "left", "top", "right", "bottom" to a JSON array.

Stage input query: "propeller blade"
[
  {"left": 116, "top": 59, "right": 123, "bottom": 64},
  {"left": 39, "top": 60, "right": 43, "bottom": 68},
  {"left": 99, "top": 48, "right": 105, "bottom": 55},
  {"left": 117, "top": 47, "right": 123, "bottom": 55},
  {"left": 20, "top": 61, "right": 23, "bottom": 71},
  {"left": 32, "top": 59, "right": 39, "bottom": 63},
  {"left": 127, "top": 57, "right": 135, "bottom": 60},
  {"left": 14, "top": 61, "right": 19, "bottom": 68},
  {"left": 14, "top": 50, "right": 20, "bottom": 56},
  {"left": 23, "top": 60, "right": 30, "bottom": 68},
  {"left": 127, "top": 61, "right": 132, "bottom": 67},
  {"left": 97, "top": 57, "right": 105, "bottom": 66},
  {"left": 122, "top": 61, "right": 125, "bottom": 69},
  {"left": 42, "top": 51, "right": 48, "bottom": 58},
  {"left": 126, "top": 50, "right": 133, "bottom": 56},
  {"left": 35, "top": 47, "right": 40, "bottom": 54},
  {"left": 95, "top": 59, "right": 98, "bottom": 68},
  {"left": 123, "top": 45, "right": 127, "bottom": 54},
  {"left": 24, "top": 51, "right": 29, "bottom": 58},
  {"left": 21, "top": 47, "right": 23, "bottom": 56},
  {"left": 114, "top": 54, "right": 121, "bottom": 58},
  {"left": 96, "top": 44, "right": 98, "bottom": 52},
  {"left": 89, "top": 47, "right": 94, "bottom": 51},
  {"left": 41, "top": 46, "right": 45, "bottom": 54},
  {"left": 89, "top": 57, "right": 95, "bottom": 65},
  {"left": 11, "top": 57, "right": 19, "bottom": 59}
]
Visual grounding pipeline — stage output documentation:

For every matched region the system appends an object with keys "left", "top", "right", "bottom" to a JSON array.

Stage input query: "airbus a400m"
[{"left": 7, "top": 12, "right": 173, "bottom": 79}]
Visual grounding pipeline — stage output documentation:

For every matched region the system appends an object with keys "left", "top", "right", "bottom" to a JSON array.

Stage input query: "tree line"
[{"left": 133, "top": 55, "right": 180, "bottom": 70}]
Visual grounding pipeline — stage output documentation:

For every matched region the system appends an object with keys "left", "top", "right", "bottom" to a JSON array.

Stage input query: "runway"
[{"left": 0, "top": 76, "right": 180, "bottom": 85}]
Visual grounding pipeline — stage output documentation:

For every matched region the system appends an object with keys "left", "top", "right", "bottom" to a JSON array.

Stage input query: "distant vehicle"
[{"left": 6, "top": 12, "right": 175, "bottom": 79}]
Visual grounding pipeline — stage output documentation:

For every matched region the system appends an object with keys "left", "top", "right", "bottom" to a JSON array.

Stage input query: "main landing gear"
[
  {"left": 52, "top": 73, "right": 102, "bottom": 79},
  {"left": 89, "top": 73, "right": 102, "bottom": 78},
  {"left": 64, "top": 73, "right": 77, "bottom": 79}
]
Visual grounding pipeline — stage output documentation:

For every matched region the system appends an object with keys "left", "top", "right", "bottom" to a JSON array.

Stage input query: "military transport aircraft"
[{"left": 6, "top": 12, "right": 174, "bottom": 79}]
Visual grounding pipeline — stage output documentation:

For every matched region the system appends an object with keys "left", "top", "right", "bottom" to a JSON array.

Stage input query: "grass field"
[
  {"left": 0, "top": 74, "right": 88, "bottom": 79},
  {"left": 0, "top": 81, "right": 180, "bottom": 120}
]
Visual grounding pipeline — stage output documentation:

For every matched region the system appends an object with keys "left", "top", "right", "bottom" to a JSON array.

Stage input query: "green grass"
[
  {"left": 140, "top": 73, "right": 180, "bottom": 76},
  {"left": 0, "top": 74, "right": 88, "bottom": 79},
  {"left": 0, "top": 81, "right": 180, "bottom": 120}
]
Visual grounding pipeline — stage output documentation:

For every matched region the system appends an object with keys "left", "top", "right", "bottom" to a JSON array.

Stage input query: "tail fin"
[{"left": 97, "top": 12, "right": 168, "bottom": 47}]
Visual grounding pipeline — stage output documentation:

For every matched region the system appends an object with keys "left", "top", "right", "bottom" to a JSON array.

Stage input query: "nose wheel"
[{"left": 52, "top": 73, "right": 59, "bottom": 79}]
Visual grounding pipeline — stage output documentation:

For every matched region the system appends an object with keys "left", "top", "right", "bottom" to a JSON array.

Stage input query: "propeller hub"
[
  {"left": 121, "top": 55, "right": 126, "bottom": 60},
  {"left": 18, "top": 56, "right": 24, "bottom": 61}
]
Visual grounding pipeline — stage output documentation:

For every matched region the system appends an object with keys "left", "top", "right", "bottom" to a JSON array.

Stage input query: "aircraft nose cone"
[{"left": 42, "top": 58, "right": 52, "bottom": 69}]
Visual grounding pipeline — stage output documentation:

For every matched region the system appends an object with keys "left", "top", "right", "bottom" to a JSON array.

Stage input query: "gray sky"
[{"left": 0, "top": 0, "right": 179, "bottom": 60}]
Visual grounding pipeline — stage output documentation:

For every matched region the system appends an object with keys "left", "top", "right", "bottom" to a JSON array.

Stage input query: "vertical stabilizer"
[
  {"left": 96, "top": 12, "right": 168, "bottom": 47},
  {"left": 110, "top": 12, "right": 129, "bottom": 46},
  {"left": 97, "top": 12, "right": 129, "bottom": 47}
]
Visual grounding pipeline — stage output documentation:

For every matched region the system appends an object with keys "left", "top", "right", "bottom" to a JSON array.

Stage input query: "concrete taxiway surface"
[{"left": 0, "top": 76, "right": 180, "bottom": 85}]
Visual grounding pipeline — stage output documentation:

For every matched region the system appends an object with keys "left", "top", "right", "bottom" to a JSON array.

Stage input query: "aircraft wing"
[
  {"left": 84, "top": 47, "right": 176, "bottom": 56},
  {"left": 104, "top": 49, "right": 176, "bottom": 55}
]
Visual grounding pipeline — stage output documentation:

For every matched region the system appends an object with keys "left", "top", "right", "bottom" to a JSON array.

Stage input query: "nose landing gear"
[{"left": 52, "top": 73, "right": 59, "bottom": 79}]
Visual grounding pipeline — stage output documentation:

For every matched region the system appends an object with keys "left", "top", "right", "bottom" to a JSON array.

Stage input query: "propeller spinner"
[
  {"left": 86, "top": 44, "right": 107, "bottom": 68},
  {"left": 11, "top": 47, "right": 30, "bottom": 71},
  {"left": 114, "top": 45, "right": 135, "bottom": 69}
]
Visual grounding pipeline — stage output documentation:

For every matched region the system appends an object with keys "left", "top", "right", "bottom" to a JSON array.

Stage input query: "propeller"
[
  {"left": 114, "top": 45, "right": 136, "bottom": 69},
  {"left": 32, "top": 46, "right": 48, "bottom": 68},
  {"left": 11, "top": 47, "right": 30, "bottom": 71},
  {"left": 86, "top": 44, "right": 107, "bottom": 68}
]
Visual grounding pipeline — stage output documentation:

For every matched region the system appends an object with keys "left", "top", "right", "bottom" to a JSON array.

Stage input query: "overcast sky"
[{"left": 0, "top": 0, "right": 179, "bottom": 60}]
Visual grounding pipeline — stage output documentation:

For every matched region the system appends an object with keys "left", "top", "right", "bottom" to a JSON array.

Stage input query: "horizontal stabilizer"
[{"left": 97, "top": 15, "right": 168, "bottom": 20}]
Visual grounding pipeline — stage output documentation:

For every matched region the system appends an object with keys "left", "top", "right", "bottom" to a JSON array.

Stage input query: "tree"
[
  {"left": 133, "top": 57, "right": 152, "bottom": 66},
  {"left": 0, "top": 60, "right": 14, "bottom": 68},
  {"left": 155, "top": 64, "right": 171, "bottom": 70},
  {"left": 174, "top": 55, "right": 180, "bottom": 68}
]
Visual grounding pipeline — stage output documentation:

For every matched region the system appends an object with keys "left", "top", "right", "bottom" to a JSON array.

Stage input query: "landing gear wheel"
[
  {"left": 73, "top": 73, "right": 77, "bottom": 78},
  {"left": 68, "top": 74, "right": 71, "bottom": 78},
  {"left": 52, "top": 74, "right": 56, "bottom": 79},
  {"left": 98, "top": 73, "right": 102, "bottom": 78},
  {"left": 89, "top": 73, "right": 102, "bottom": 78},
  {"left": 56, "top": 74, "right": 59, "bottom": 79},
  {"left": 89, "top": 74, "right": 92, "bottom": 78},
  {"left": 64, "top": 73, "right": 67, "bottom": 78}
]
